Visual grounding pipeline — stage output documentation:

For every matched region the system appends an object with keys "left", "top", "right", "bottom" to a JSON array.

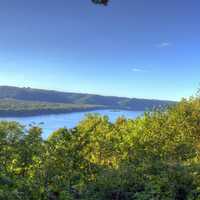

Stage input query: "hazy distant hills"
[{"left": 0, "top": 86, "right": 175, "bottom": 116}]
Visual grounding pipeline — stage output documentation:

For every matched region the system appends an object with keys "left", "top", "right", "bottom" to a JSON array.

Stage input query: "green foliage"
[
  {"left": 0, "top": 99, "right": 104, "bottom": 117},
  {"left": 1, "top": 97, "right": 200, "bottom": 199}
]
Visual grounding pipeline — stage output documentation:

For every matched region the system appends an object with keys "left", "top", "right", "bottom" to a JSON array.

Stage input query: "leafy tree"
[{"left": 2, "top": 96, "right": 200, "bottom": 199}]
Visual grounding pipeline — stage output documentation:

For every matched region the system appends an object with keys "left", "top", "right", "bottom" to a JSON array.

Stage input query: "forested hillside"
[
  {"left": 0, "top": 86, "right": 174, "bottom": 116},
  {"left": 0, "top": 99, "right": 104, "bottom": 117},
  {"left": 1, "top": 97, "right": 200, "bottom": 199}
]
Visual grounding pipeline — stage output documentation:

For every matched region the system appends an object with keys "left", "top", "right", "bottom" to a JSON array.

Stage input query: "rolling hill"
[{"left": 0, "top": 86, "right": 175, "bottom": 116}]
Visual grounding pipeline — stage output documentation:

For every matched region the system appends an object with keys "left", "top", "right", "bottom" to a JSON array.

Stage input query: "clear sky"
[{"left": 0, "top": 0, "right": 199, "bottom": 101}]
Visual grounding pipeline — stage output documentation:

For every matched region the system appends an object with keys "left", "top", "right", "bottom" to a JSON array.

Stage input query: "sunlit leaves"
[{"left": 2, "top": 97, "right": 200, "bottom": 199}]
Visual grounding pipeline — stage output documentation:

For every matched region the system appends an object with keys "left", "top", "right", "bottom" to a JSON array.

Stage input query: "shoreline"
[{"left": 0, "top": 108, "right": 145, "bottom": 118}]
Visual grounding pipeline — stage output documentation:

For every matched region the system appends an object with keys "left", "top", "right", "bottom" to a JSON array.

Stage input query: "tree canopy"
[{"left": 1, "top": 96, "right": 200, "bottom": 199}]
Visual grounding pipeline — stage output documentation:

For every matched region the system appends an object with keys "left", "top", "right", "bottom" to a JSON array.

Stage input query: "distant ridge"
[{"left": 0, "top": 86, "right": 176, "bottom": 117}]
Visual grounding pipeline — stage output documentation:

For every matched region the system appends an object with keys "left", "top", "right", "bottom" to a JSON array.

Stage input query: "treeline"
[
  {"left": 0, "top": 86, "right": 175, "bottom": 112},
  {"left": 0, "top": 99, "right": 104, "bottom": 117},
  {"left": 1, "top": 97, "right": 200, "bottom": 199}
]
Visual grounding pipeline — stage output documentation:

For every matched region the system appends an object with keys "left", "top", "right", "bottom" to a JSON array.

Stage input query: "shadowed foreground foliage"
[{"left": 1, "top": 97, "right": 200, "bottom": 199}]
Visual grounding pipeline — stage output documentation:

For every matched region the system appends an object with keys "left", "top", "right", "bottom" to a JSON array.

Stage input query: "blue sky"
[{"left": 0, "top": 0, "right": 200, "bottom": 100}]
